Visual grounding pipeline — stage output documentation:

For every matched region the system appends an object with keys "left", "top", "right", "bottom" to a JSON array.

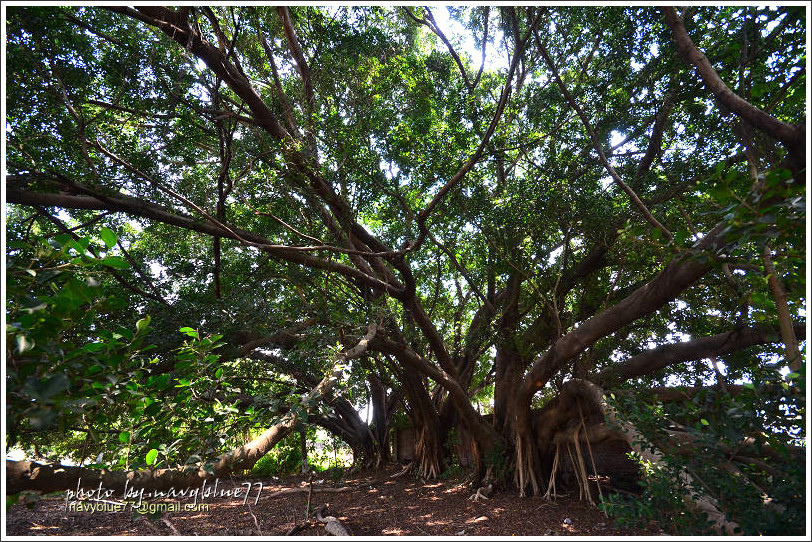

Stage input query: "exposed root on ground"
[
  {"left": 315, "top": 504, "right": 351, "bottom": 536},
  {"left": 468, "top": 484, "right": 493, "bottom": 502},
  {"left": 389, "top": 461, "right": 414, "bottom": 479},
  {"left": 161, "top": 516, "right": 181, "bottom": 535},
  {"left": 469, "top": 466, "right": 496, "bottom": 502}
]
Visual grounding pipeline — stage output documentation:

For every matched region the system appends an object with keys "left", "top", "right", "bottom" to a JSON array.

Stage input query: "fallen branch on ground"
[
  {"left": 161, "top": 516, "right": 181, "bottom": 536},
  {"left": 284, "top": 520, "right": 315, "bottom": 535}
]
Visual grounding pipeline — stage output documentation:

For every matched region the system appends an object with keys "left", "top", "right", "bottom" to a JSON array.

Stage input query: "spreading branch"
[
  {"left": 534, "top": 28, "right": 674, "bottom": 242},
  {"left": 662, "top": 7, "right": 805, "bottom": 172},
  {"left": 6, "top": 179, "right": 402, "bottom": 299},
  {"left": 595, "top": 323, "right": 806, "bottom": 387}
]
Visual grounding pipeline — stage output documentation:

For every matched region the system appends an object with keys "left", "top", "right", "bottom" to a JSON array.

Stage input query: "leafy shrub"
[
  {"left": 440, "top": 463, "right": 464, "bottom": 480},
  {"left": 251, "top": 431, "right": 306, "bottom": 477},
  {"left": 601, "top": 379, "right": 806, "bottom": 536},
  {"left": 598, "top": 453, "right": 713, "bottom": 535}
]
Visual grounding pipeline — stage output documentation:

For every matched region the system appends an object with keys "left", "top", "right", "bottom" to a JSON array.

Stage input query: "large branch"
[
  {"left": 6, "top": 184, "right": 401, "bottom": 299},
  {"left": 662, "top": 7, "right": 805, "bottom": 166},
  {"left": 235, "top": 318, "right": 318, "bottom": 357},
  {"left": 520, "top": 224, "right": 727, "bottom": 401},
  {"left": 108, "top": 6, "right": 291, "bottom": 142},
  {"left": 277, "top": 6, "right": 317, "bottom": 153},
  {"left": 371, "top": 334, "right": 499, "bottom": 454},
  {"left": 595, "top": 323, "right": 806, "bottom": 388},
  {"left": 107, "top": 7, "right": 438, "bottom": 343},
  {"left": 6, "top": 324, "right": 377, "bottom": 495}
]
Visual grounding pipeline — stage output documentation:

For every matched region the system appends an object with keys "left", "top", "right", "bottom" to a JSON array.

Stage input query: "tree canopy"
[{"left": 4, "top": 5, "right": 807, "bottom": 535}]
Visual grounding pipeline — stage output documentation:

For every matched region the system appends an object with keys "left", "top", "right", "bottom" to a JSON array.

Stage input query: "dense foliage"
[{"left": 5, "top": 5, "right": 806, "bottom": 535}]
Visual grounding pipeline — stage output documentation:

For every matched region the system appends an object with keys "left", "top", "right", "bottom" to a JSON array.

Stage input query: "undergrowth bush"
[
  {"left": 598, "top": 453, "right": 714, "bottom": 536},
  {"left": 601, "top": 376, "right": 806, "bottom": 536}
]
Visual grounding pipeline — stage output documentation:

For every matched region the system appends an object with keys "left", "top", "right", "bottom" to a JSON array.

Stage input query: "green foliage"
[
  {"left": 482, "top": 440, "right": 510, "bottom": 483},
  {"left": 251, "top": 447, "right": 297, "bottom": 478},
  {"left": 604, "top": 381, "right": 806, "bottom": 535},
  {"left": 3, "top": 7, "right": 805, "bottom": 522},
  {"left": 250, "top": 427, "right": 349, "bottom": 477},
  {"left": 599, "top": 453, "right": 714, "bottom": 535},
  {"left": 440, "top": 463, "right": 465, "bottom": 480},
  {"left": 5, "top": 227, "right": 268, "bottom": 469},
  {"left": 6, "top": 229, "right": 153, "bottom": 447}
]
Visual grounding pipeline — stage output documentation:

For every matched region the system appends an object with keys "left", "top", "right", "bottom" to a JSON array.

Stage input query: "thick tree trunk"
[
  {"left": 368, "top": 373, "right": 397, "bottom": 465},
  {"left": 373, "top": 334, "right": 501, "bottom": 475},
  {"left": 511, "top": 225, "right": 729, "bottom": 495},
  {"left": 493, "top": 272, "right": 523, "bottom": 443},
  {"left": 397, "top": 365, "right": 444, "bottom": 478},
  {"left": 494, "top": 356, "right": 523, "bottom": 432}
]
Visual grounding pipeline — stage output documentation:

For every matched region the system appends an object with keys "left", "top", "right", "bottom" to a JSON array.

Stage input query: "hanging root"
[
  {"left": 514, "top": 433, "right": 540, "bottom": 497},
  {"left": 571, "top": 423, "right": 592, "bottom": 504},
  {"left": 414, "top": 427, "right": 441, "bottom": 480},
  {"left": 548, "top": 398, "right": 604, "bottom": 505},
  {"left": 581, "top": 404, "right": 604, "bottom": 506},
  {"left": 543, "top": 443, "right": 561, "bottom": 500}
]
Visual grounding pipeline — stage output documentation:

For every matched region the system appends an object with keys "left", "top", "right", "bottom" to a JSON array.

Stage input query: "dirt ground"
[{"left": 5, "top": 464, "right": 665, "bottom": 537}]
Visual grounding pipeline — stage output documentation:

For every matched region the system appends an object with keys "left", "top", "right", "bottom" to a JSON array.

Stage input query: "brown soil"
[{"left": 5, "top": 465, "right": 664, "bottom": 536}]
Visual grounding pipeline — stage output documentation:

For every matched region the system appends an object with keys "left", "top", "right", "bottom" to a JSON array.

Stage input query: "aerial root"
[{"left": 543, "top": 443, "right": 561, "bottom": 500}]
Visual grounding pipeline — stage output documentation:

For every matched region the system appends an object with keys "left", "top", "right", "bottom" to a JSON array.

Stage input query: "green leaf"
[
  {"left": 700, "top": 418, "right": 710, "bottom": 426},
  {"left": 100, "top": 256, "right": 130, "bottom": 269},
  {"left": 144, "top": 401, "right": 162, "bottom": 417},
  {"left": 136, "top": 316, "right": 151, "bottom": 333},
  {"left": 100, "top": 227, "right": 117, "bottom": 249},
  {"left": 154, "top": 373, "right": 171, "bottom": 390},
  {"left": 179, "top": 327, "right": 199, "bottom": 339},
  {"left": 82, "top": 342, "right": 106, "bottom": 353},
  {"left": 119, "top": 431, "right": 131, "bottom": 443},
  {"left": 145, "top": 448, "right": 159, "bottom": 465}
]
